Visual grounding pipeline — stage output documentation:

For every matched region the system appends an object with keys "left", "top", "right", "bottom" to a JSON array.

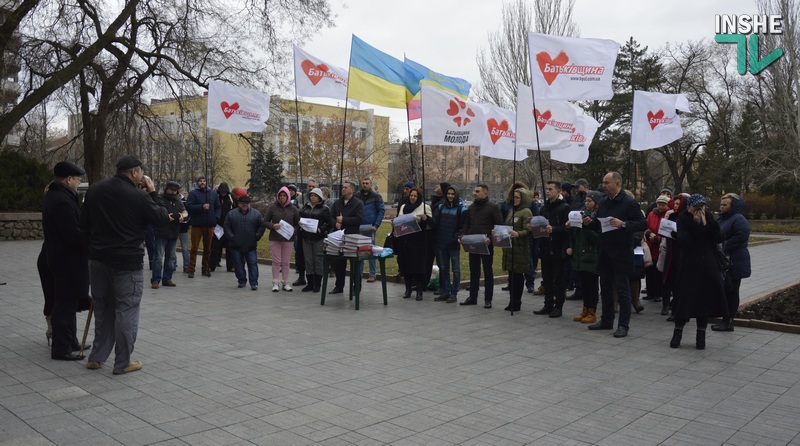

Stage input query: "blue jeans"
[
  {"left": 233, "top": 249, "right": 259, "bottom": 287},
  {"left": 468, "top": 251, "right": 494, "bottom": 303},
  {"left": 438, "top": 247, "right": 460, "bottom": 296},
  {"left": 151, "top": 237, "right": 177, "bottom": 284},
  {"left": 599, "top": 267, "right": 632, "bottom": 329},
  {"left": 179, "top": 232, "right": 189, "bottom": 269},
  {"left": 359, "top": 232, "right": 377, "bottom": 277}
]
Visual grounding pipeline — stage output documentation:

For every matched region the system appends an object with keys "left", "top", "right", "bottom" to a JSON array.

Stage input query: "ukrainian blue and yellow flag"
[
  {"left": 404, "top": 57, "right": 472, "bottom": 120},
  {"left": 348, "top": 35, "right": 423, "bottom": 108}
]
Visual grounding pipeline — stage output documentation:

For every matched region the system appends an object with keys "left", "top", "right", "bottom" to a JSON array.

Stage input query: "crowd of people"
[{"left": 38, "top": 156, "right": 754, "bottom": 373}]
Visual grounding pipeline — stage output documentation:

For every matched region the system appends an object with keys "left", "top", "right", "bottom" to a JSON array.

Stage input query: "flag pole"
[
  {"left": 405, "top": 105, "right": 417, "bottom": 186},
  {"left": 529, "top": 84, "right": 547, "bottom": 204},
  {"left": 509, "top": 103, "right": 521, "bottom": 316},
  {"left": 293, "top": 55, "right": 304, "bottom": 190}
]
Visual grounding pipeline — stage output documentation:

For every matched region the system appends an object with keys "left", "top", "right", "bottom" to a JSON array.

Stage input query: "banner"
[
  {"left": 405, "top": 57, "right": 471, "bottom": 120},
  {"left": 477, "top": 103, "right": 526, "bottom": 161},
  {"left": 348, "top": 35, "right": 423, "bottom": 108},
  {"left": 528, "top": 32, "right": 619, "bottom": 101},
  {"left": 206, "top": 80, "right": 270, "bottom": 134},
  {"left": 293, "top": 45, "right": 359, "bottom": 108},
  {"left": 420, "top": 83, "right": 483, "bottom": 147},
  {"left": 516, "top": 84, "right": 577, "bottom": 151},
  {"left": 551, "top": 113, "right": 600, "bottom": 164},
  {"left": 630, "top": 90, "right": 690, "bottom": 151}
]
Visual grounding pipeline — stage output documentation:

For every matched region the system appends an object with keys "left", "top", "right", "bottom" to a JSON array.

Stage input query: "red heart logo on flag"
[
  {"left": 221, "top": 101, "right": 239, "bottom": 119},
  {"left": 447, "top": 100, "right": 460, "bottom": 116},
  {"left": 534, "top": 109, "right": 552, "bottom": 131},
  {"left": 647, "top": 110, "right": 665, "bottom": 130},
  {"left": 487, "top": 118, "right": 509, "bottom": 144},
  {"left": 301, "top": 60, "right": 329, "bottom": 86},
  {"left": 536, "top": 51, "right": 569, "bottom": 86}
]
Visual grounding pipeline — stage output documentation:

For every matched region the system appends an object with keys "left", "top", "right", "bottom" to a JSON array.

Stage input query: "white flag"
[
  {"left": 421, "top": 83, "right": 483, "bottom": 147},
  {"left": 478, "top": 103, "right": 526, "bottom": 161},
  {"left": 516, "top": 84, "right": 577, "bottom": 151},
  {"left": 206, "top": 80, "right": 270, "bottom": 134},
  {"left": 528, "top": 32, "right": 619, "bottom": 101},
  {"left": 293, "top": 45, "right": 359, "bottom": 108},
  {"left": 551, "top": 113, "right": 600, "bottom": 164},
  {"left": 630, "top": 91, "right": 690, "bottom": 151}
]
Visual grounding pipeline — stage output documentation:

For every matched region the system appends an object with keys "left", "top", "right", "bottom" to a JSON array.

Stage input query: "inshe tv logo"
[{"left": 714, "top": 14, "right": 784, "bottom": 75}]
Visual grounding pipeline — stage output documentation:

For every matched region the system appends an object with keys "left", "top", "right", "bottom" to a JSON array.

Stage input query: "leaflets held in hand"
[
  {"left": 529, "top": 216, "right": 549, "bottom": 239},
  {"left": 393, "top": 212, "right": 421, "bottom": 237},
  {"left": 299, "top": 218, "right": 319, "bottom": 233},
  {"left": 598, "top": 217, "right": 619, "bottom": 233},
  {"left": 214, "top": 224, "right": 225, "bottom": 240},
  {"left": 461, "top": 234, "right": 490, "bottom": 255},
  {"left": 359, "top": 224, "right": 374, "bottom": 237},
  {"left": 568, "top": 211, "right": 584, "bottom": 228},
  {"left": 328, "top": 229, "right": 345, "bottom": 241},
  {"left": 492, "top": 225, "right": 513, "bottom": 248},
  {"left": 276, "top": 219, "right": 295, "bottom": 239},
  {"left": 658, "top": 218, "right": 677, "bottom": 238}
]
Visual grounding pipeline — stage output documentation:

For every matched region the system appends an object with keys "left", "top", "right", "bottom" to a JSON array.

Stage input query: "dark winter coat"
[
  {"left": 224, "top": 207, "right": 266, "bottom": 252},
  {"left": 717, "top": 196, "right": 751, "bottom": 280},
  {"left": 430, "top": 186, "right": 466, "bottom": 250},
  {"left": 661, "top": 193, "right": 689, "bottom": 286},
  {"left": 501, "top": 190, "right": 533, "bottom": 273},
  {"left": 586, "top": 189, "right": 647, "bottom": 276},
  {"left": 80, "top": 173, "right": 169, "bottom": 270},
  {"left": 330, "top": 194, "right": 364, "bottom": 234},
  {"left": 300, "top": 202, "right": 332, "bottom": 241},
  {"left": 461, "top": 196, "right": 503, "bottom": 239},
  {"left": 186, "top": 186, "right": 221, "bottom": 227},
  {"left": 674, "top": 209, "right": 728, "bottom": 320},
  {"left": 264, "top": 186, "right": 300, "bottom": 242},
  {"left": 539, "top": 194, "right": 571, "bottom": 257},
  {"left": 216, "top": 183, "right": 235, "bottom": 226},
  {"left": 42, "top": 181, "right": 89, "bottom": 301},
  {"left": 396, "top": 198, "right": 431, "bottom": 276},
  {"left": 570, "top": 210, "right": 599, "bottom": 275},
  {"left": 153, "top": 193, "right": 185, "bottom": 239},
  {"left": 359, "top": 189, "right": 385, "bottom": 228}
]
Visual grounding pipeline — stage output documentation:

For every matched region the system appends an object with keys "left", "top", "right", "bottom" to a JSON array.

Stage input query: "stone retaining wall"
[{"left": 0, "top": 213, "right": 43, "bottom": 241}]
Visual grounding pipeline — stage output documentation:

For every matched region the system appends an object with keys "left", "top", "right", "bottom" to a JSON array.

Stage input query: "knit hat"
[
  {"left": 586, "top": 190, "right": 604, "bottom": 205},
  {"left": 196, "top": 175, "right": 207, "bottom": 183},
  {"left": 287, "top": 184, "right": 298, "bottom": 191},
  {"left": 573, "top": 178, "right": 589, "bottom": 187},
  {"left": 687, "top": 193, "right": 707, "bottom": 207},
  {"left": 232, "top": 187, "right": 247, "bottom": 200},
  {"left": 660, "top": 187, "right": 673, "bottom": 196},
  {"left": 403, "top": 181, "right": 414, "bottom": 188},
  {"left": 656, "top": 194, "right": 670, "bottom": 204}
]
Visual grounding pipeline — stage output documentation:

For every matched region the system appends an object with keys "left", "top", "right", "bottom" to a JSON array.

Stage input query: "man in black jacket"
[
  {"left": 186, "top": 176, "right": 221, "bottom": 278},
  {"left": 458, "top": 184, "right": 503, "bottom": 309},
  {"left": 80, "top": 155, "right": 169, "bottom": 374},
  {"left": 209, "top": 182, "right": 235, "bottom": 273},
  {"left": 151, "top": 181, "right": 187, "bottom": 289},
  {"left": 42, "top": 161, "right": 89, "bottom": 361},
  {"left": 582, "top": 172, "right": 647, "bottom": 338},
  {"left": 329, "top": 181, "right": 364, "bottom": 294},
  {"left": 532, "top": 181, "right": 571, "bottom": 318}
]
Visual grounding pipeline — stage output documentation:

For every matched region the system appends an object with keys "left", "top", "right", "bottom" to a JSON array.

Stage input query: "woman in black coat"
[
  {"left": 712, "top": 193, "right": 751, "bottom": 331},
  {"left": 393, "top": 188, "right": 432, "bottom": 300},
  {"left": 670, "top": 194, "right": 727, "bottom": 350},
  {"left": 299, "top": 188, "right": 331, "bottom": 293}
]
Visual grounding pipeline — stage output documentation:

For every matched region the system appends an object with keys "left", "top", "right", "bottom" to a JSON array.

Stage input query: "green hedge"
[{"left": 0, "top": 150, "right": 51, "bottom": 211}]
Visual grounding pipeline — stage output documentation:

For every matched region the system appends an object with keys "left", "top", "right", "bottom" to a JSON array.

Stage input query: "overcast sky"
[{"left": 295, "top": 0, "right": 760, "bottom": 139}]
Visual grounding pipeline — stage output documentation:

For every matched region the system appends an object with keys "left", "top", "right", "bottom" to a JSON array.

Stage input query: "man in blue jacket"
[
  {"left": 359, "top": 177, "right": 385, "bottom": 282},
  {"left": 186, "top": 176, "right": 221, "bottom": 278}
]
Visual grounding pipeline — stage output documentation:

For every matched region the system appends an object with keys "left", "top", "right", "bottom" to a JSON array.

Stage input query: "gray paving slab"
[{"left": 0, "top": 237, "right": 799, "bottom": 445}]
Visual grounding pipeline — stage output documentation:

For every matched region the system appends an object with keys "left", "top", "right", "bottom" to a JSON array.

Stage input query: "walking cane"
[{"left": 80, "top": 302, "right": 93, "bottom": 356}]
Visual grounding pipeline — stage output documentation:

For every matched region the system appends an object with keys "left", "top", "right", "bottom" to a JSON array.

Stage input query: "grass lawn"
[{"left": 256, "top": 221, "right": 512, "bottom": 281}]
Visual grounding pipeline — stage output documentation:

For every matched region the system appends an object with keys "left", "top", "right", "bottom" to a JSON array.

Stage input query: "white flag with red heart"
[
  {"left": 477, "top": 103, "right": 526, "bottom": 161},
  {"left": 551, "top": 111, "right": 600, "bottom": 164},
  {"left": 293, "top": 45, "right": 359, "bottom": 108},
  {"left": 206, "top": 80, "right": 271, "bottom": 134},
  {"left": 630, "top": 90, "right": 690, "bottom": 151},
  {"left": 528, "top": 32, "right": 619, "bottom": 101},
  {"left": 516, "top": 84, "right": 577, "bottom": 151},
  {"left": 420, "top": 83, "right": 483, "bottom": 147}
]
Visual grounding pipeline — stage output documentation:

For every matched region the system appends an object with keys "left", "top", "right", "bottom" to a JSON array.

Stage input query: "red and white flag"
[
  {"left": 528, "top": 32, "right": 619, "bottom": 101},
  {"left": 206, "top": 80, "right": 270, "bottom": 134},
  {"left": 630, "top": 90, "right": 690, "bottom": 151},
  {"left": 516, "top": 84, "right": 577, "bottom": 151},
  {"left": 551, "top": 112, "right": 600, "bottom": 164},
  {"left": 293, "top": 45, "right": 359, "bottom": 108},
  {"left": 477, "top": 103, "right": 526, "bottom": 161},
  {"left": 420, "top": 83, "right": 483, "bottom": 147}
]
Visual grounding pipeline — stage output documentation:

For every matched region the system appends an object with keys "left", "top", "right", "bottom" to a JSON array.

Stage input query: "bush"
[
  {"left": 741, "top": 193, "right": 796, "bottom": 219},
  {"left": 0, "top": 150, "right": 51, "bottom": 212}
]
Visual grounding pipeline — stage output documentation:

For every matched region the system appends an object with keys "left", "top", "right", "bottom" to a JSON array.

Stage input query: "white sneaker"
[
  {"left": 272, "top": 282, "right": 280, "bottom": 292},
  {"left": 282, "top": 281, "right": 293, "bottom": 292}
]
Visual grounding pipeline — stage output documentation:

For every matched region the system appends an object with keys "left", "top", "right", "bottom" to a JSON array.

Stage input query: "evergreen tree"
[{"left": 247, "top": 137, "right": 283, "bottom": 199}]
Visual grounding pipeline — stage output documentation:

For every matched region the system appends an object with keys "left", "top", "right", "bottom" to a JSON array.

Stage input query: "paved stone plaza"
[{"left": 1, "top": 238, "right": 799, "bottom": 445}]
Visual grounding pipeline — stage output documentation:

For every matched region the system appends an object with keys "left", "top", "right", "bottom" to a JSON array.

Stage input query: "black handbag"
[
  {"left": 383, "top": 232, "right": 395, "bottom": 250},
  {"left": 715, "top": 244, "right": 731, "bottom": 272}
]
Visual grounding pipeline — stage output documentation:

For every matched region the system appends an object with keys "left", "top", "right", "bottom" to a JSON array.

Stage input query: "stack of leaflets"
[
  {"left": 342, "top": 234, "right": 373, "bottom": 257},
  {"left": 323, "top": 229, "right": 345, "bottom": 255}
]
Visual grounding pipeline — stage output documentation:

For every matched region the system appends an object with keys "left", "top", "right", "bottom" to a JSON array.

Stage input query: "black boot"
[
  {"left": 292, "top": 274, "right": 307, "bottom": 286},
  {"left": 711, "top": 318, "right": 734, "bottom": 332},
  {"left": 312, "top": 275, "right": 321, "bottom": 293},
  {"left": 670, "top": 326, "right": 683, "bottom": 348},
  {"left": 416, "top": 279, "right": 424, "bottom": 301},
  {"left": 403, "top": 279, "right": 412, "bottom": 299},
  {"left": 696, "top": 327, "right": 706, "bottom": 350},
  {"left": 533, "top": 304, "right": 554, "bottom": 315},
  {"left": 301, "top": 275, "right": 315, "bottom": 292}
]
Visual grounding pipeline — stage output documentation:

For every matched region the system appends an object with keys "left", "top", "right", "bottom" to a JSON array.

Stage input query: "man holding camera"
[{"left": 151, "top": 181, "right": 187, "bottom": 289}]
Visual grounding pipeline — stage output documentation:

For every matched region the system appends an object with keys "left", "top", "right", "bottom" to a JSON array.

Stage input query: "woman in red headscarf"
[{"left": 658, "top": 192, "right": 689, "bottom": 319}]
